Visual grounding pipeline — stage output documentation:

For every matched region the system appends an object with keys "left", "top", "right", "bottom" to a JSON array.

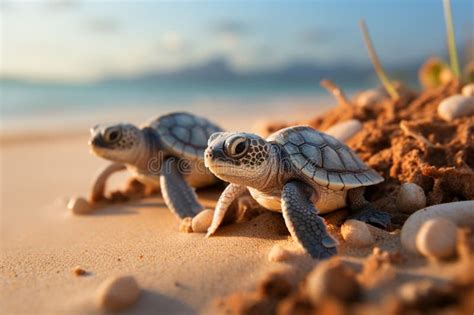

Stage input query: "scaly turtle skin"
[
  {"left": 204, "top": 126, "right": 390, "bottom": 259},
  {"left": 89, "top": 112, "right": 222, "bottom": 219}
]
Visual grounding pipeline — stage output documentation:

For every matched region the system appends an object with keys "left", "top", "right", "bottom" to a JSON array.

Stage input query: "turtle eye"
[
  {"left": 226, "top": 137, "right": 249, "bottom": 158},
  {"left": 104, "top": 127, "right": 121, "bottom": 143}
]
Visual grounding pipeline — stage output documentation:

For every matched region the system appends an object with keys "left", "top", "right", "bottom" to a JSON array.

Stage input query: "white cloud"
[{"left": 160, "top": 32, "right": 186, "bottom": 53}]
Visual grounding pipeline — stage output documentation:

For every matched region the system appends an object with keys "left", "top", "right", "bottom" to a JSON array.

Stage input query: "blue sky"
[{"left": 1, "top": 0, "right": 473, "bottom": 82}]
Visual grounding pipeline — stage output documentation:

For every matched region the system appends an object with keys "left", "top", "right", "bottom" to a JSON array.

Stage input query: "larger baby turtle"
[
  {"left": 89, "top": 112, "right": 222, "bottom": 218},
  {"left": 204, "top": 126, "right": 390, "bottom": 259}
]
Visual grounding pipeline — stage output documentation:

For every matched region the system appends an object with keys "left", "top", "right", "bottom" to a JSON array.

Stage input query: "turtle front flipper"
[
  {"left": 160, "top": 158, "right": 203, "bottom": 219},
  {"left": 89, "top": 162, "right": 127, "bottom": 203},
  {"left": 206, "top": 184, "right": 248, "bottom": 237},
  {"left": 281, "top": 181, "right": 337, "bottom": 259}
]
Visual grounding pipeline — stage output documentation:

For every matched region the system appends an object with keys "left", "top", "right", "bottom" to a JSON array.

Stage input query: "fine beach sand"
[{"left": 1, "top": 129, "right": 471, "bottom": 315}]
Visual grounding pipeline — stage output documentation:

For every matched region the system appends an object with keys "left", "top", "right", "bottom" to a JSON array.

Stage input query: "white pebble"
[
  {"left": 396, "top": 183, "right": 426, "bottom": 214},
  {"left": 398, "top": 280, "right": 436, "bottom": 304},
  {"left": 96, "top": 275, "right": 140, "bottom": 312},
  {"left": 268, "top": 244, "right": 291, "bottom": 262},
  {"left": 67, "top": 197, "right": 93, "bottom": 215},
  {"left": 192, "top": 209, "right": 214, "bottom": 233},
  {"left": 325, "top": 120, "right": 362, "bottom": 143},
  {"left": 340, "top": 219, "right": 374, "bottom": 246},
  {"left": 400, "top": 201, "right": 474, "bottom": 253},
  {"left": 438, "top": 94, "right": 474, "bottom": 121},
  {"left": 355, "top": 88, "right": 387, "bottom": 107},
  {"left": 416, "top": 218, "right": 457, "bottom": 259},
  {"left": 462, "top": 83, "right": 474, "bottom": 97}
]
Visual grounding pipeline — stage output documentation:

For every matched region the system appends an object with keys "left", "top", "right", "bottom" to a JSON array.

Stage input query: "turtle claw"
[{"left": 348, "top": 207, "right": 391, "bottom": 229}]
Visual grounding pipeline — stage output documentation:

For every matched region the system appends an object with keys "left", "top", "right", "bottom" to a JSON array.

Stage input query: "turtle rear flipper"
[
  {"left": 281, "top": 181, "right": 337, "bottom": 259},
  {"left": 347, "top": 187, "right": 391, "bottom": 229},
  {"left": 89, "top": 162, "right": 127, "bottom": 203},
  {"left": 160, "top": 158, "right": 203, "bottom": 219}
]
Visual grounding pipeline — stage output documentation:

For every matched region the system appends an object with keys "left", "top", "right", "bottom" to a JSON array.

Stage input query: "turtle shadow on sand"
[
  {"left": 89, "top": 199, "right": 166, "bottom": 216},
  {"left": 211, "top": 212, "right": 290, "bottom": 241},
  {"left": 128, "top": 199, "right": 167, "bottom": 209},
  {"left": 88, "top": 205, "right": 138, "bottom": 216},
  {"left": 120, "top": 289, "right": 195, "bottom": 315}
]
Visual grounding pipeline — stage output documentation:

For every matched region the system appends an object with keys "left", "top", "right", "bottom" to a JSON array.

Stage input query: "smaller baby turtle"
[
  {"left": 89, "top": 112, "right": 222, "bottom": 219},
  {"left": 204, "top": 126, "right": 390, "bottom": 259}
]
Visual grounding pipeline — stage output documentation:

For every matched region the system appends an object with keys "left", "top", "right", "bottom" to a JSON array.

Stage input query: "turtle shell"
[
  {"left": 267, "top": 126, "right": 383, "bottom": 191},
  {"left": 144, "top": 112, "right": 222, "bottom": 161}
]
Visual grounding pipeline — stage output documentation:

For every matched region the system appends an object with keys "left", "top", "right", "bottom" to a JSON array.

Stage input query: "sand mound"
[{"left": 263, "top": 81, "right": 473, "bottom": 228}]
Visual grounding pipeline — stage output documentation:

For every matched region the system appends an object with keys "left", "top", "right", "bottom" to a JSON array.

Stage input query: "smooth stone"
[
  {"left": 96, "top": 275, "right": 140, "bottom": 312},
  {"left": 268, "top": 244, "right": 291, "bottom": 262},
  {"left": 355, "top": 88, "right": 387, "bottom": 107},
  {"left": 438, "top": 94, "right": 474, "bottom": 121},
  {"left": 325, "top": 119, "right": 362, "bottom": 143},
  {"left": 416, "top": 218, "right": 457, "bottom": 259},
  {"left": 462, "top": 83, "right": 474, "bottom": 97},
  {"left": 396, "top": 183, "right": 426, "bottom": 214},
  {"left": 340, "top": 219, "right": 375, "bottom": 247},
  {"left": 400, "top": 201, "right": 474, "bottom": 253},
  {"left": 191, "top": 209, "right": 214, "bottom": 233},
  {"left": 67, "top": 197, "right": 93, "bottom": 215}
]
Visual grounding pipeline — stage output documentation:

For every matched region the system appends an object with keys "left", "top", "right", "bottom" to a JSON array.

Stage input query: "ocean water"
[{"left": 0, "top": 79, "right": 364, "bottom": 133}]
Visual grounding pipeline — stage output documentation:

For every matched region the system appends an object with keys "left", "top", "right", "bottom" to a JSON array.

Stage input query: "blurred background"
[{"left": 1, "top": 0, "right": 473, "bottom": 133}]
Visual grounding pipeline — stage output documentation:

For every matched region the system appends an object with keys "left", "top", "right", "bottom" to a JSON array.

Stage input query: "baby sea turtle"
[
  {"left": 89, "top": 112, "right": 222, "bottom": 219},
  {"left": 204, "top": 126, "right": 390, "bottom": 259}
]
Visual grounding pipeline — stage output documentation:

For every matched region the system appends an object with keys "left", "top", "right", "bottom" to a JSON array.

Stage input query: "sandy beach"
[
  {"left": 3, "top": 1, "right": 474, "bottom": 314},
  {"left": 1, "top": 123, "right": 471, "bottom": 314},
  {"left": 0, "top": 132, "right": 282, "bottom": 314}
]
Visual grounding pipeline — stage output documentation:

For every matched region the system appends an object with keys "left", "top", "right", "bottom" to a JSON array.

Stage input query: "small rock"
[
  {"left": 96, "top": 275, "right": 140, "bottom": 312},
  {"left": 400, "top": 201, "right": 474, "bottom": 253},
  {"left": 438, "top": 94, "right": 474, "bottom": 121},
  {"left": 73, "top": 266, "right": 86, "bottom": 276},
  {"left": 325, "top": 119, "right": 362, "bottom": 143},
  {"left": 416, "top": 218, "right": 458, "bottom": 260},
  {"left": 268, "top": 244, "right": 291, "bottom": 262},
  {"left": 396, "top": 183, "right": 427, "bottom": 214},
  {"left": 179, "top": 217, "right": 193, "bottom": 233},
  {"left": 398, "top": 280, "right": 437, "bottom": 305},
  {"left": 354, "top": 88, "right": 387, "bottom": 107},
  {"left": 462, "top": 83, "right": 474, "bottom": 97},
  {"left": 67, "top": 197, "right": 93, "bottom": 215},
  {"left": 192, "top": 209, "right": 214, "bottom": 233},
  {"left": 340, "top": 219, "right": 374, "bottom": 247},
  {"left": 306, "top": 258, "right": 360, "bottom": 303}
]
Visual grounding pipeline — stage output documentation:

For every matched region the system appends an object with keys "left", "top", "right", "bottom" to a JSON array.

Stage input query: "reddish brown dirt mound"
[{"left": 264, "top": 81, "right": 473, "bottom": 227}]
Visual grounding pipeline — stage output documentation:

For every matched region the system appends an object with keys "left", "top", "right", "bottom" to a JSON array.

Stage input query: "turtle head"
[
  {"left": 205, "top": 132, "right": 275, "bottom": 188},
  {"left": 89, "top": 123, "right": 144, "bottom": 164}
]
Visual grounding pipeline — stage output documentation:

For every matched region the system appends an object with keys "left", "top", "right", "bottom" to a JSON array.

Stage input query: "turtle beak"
[
  {"left": 204, "top": 147, "right": 213, "bottom": 168},
  {"left": 204, "top": 143, "right": 235, "bottom": 171},
  {"left": 88, "top": 126, "right": 104, "bottom": 148},
  {"left": 89, "top": 125, "right": 99, "bottom": 136}
]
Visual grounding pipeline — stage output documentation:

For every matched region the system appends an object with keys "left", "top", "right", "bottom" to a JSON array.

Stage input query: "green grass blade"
[
  {"left": 443, "top": 0, "right": 461, "bottom": 78},
  {"left": 359, "top": 20, "right": 399, "bottom": 100}
]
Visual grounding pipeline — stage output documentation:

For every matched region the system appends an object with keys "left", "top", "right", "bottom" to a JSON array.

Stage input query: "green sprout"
[
  {"left": 443, "top": 0, "right": 461, "bottom": 78},
  {"left": 359, "top": 20, "right": 399, "bottom": 100}
]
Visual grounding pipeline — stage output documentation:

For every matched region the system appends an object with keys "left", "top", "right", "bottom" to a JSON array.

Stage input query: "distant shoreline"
[{"left": 1, "top": 94, "right": 335, "bottom": 141}]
